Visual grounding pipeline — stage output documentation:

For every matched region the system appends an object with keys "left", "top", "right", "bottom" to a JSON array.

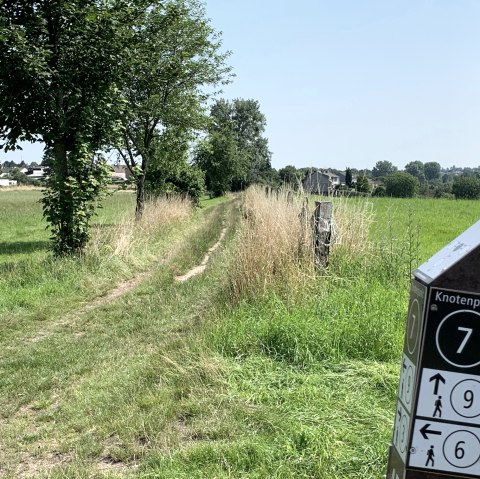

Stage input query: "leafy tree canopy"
[
  {"left": 424, "top": 161, "right": 441, "bottom": 181},
  {"left": 355, "top": 172, "right": 370, "bottom": 193},
  {"left": 116, "top": 0, "right": 231, "bottom": 218},
  {"left": 279, "top": 165, "right": 302, "bottom": 185},
  {"left": 385, "top": 172, "right": 419, "bottom": 198},
  {"left": 0, "top": 0, "right": 135, "bottom": 254},
  {"left": 195, "top": 98, "right": 273, "bottom": 195},
  {"left": 452, "top": 176, "right": 480, "bottom": 200},
  {"left": 372, "top": 160, "right": 397, "bottom": 179},
  {"left": 404, "top": 161, "right": 425, "bottom": 183}
]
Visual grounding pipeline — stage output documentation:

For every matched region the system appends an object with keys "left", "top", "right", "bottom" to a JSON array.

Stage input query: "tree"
[
  {"left": 355, "top": 172, "right": 370, "bottom": 193},
  {"left": 0, "top": 0, "right": 132, "bottom": 254},
  {"left": 385, "top": 172, "right": 419, "bottom": 198},
  {"left": 194, "top": 98, "right": 273, "bottom": 195},
  {"left": 279, "top": 165, "right": 302, "bottom": 185},
  {"left": 116, "top": 0, "right": 231, "bottom": 219},
  {"left": 345, "top": 167, "right": 353, "bottom": 187},
  {"left": 372, "top": 160, "right": 397, "bottom": 179},
  {"left": 144, "top": 126, "right": 205, "bottom": 205},
  {"left": 424, "top": 162, "right": 441, "bottom": 181},
  {"left": 404, "top": 161, "right": 425, "bottom": 183},
  {"left": 452, "top": 176, "right": 480, "bottom": 200}
]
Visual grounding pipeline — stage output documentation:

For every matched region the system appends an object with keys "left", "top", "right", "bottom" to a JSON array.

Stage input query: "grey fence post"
[
  {"left": 298, "top": 197, "right": 309, "bottom": 258},
  {"left": 313, "top": 201, "right": 333, "bottom": 268}
]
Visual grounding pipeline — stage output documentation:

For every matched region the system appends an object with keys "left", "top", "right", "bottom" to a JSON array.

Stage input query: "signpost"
[{"left": 387, "top": 220, "right": 480, "bottom": 479}]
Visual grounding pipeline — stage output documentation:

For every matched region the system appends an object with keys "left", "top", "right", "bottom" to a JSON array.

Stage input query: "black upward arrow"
[
  {"left": 420, "top": 423, "right": 442, "bottom": 440},
  {"left": 429, "top": 373, "right": 446, "bottom": 395}
]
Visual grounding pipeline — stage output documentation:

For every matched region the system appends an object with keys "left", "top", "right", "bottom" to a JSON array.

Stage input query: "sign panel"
[
  {"left": 399, "top": 354, "right": 416, "bottom": 414},
  {"left": 416, "top": 369, "right": 480, "bottom": 425},
  {"left": 387, "top": 222, "right": 480, "bottom": 479},
  {"left": 407, "top": 287, "right": 480, "bottom": 477},
  {"left": 394, "top": 400, "right": 412, "bottom": 462},
  {"left": 387, "top": 280, "right": 426, "bottom": 479},
  {"left": 409, "top": 419, "right": 480, "bottom": 475},
  {"left": 421, "top": 289, "right": 480, "bottom": 375},
  {"left": 404, "top": 281, "right": 427, "bottom": 364}
]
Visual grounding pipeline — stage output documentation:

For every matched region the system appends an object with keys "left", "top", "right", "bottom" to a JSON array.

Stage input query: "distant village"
[
  {"left": 0, "top": 162, "right": 130, "bottom": 187},
  {"left": 1, "top": 159, "right": 480, "bottom": 199}
]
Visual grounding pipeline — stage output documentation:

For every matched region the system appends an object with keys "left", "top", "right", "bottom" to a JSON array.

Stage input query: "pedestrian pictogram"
[
  {"left": 433, "top": 396, "right": 442, "bottom": 418},
  {"left": 425, "top": 445, "right": 435, "bottom": 467}
]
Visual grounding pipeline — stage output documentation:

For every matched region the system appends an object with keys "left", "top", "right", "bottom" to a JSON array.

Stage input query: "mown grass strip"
[{"left": 0, "top": 199, "right": 235, "bottom": 478}]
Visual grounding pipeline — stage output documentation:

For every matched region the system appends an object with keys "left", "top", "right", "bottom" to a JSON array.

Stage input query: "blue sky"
[
  {"left": 3, "top": 0, "right": 480, "bottom": 171},
  {"left": 205, "top": 0, "right": 480, "bottom": 171}
]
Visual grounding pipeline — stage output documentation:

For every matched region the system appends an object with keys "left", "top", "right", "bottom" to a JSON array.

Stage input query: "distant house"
[
  {"left": 0, "top": 179, "right": 17, "bottom": 187},
  {"left": 110, "top": 165, "right": 131, "bottom": 183},
  {"left": 25, "top": 166, "right": 48, "bottom": 178},
  {"left": 303, "top": 170, "right": 340, "bottom": 195}
]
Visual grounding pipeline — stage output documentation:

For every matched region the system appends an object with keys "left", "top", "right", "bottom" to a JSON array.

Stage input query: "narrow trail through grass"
[{"left": 0, "top": 199, "right": 235, "bottom": 478}]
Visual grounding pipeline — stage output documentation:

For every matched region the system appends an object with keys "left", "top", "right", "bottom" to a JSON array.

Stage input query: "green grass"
[
  {"left": 1, "top": 190, "right": 480, "bottom": 478},
  {"left": 0, "top": 190, "right": 235, "bottom": 478},
  {"left": 369, "top": 196, "right": 480, "bottom": 261}
]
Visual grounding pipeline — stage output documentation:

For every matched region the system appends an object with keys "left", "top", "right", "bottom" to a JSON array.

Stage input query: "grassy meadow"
[{"left": 0, "top": 186, "right": 479, "bottom": 478}]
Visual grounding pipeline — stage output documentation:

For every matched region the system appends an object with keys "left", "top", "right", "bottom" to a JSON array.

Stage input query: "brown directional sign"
[{"left": 387, "top": 220, "right": 480, "bottom": 479}]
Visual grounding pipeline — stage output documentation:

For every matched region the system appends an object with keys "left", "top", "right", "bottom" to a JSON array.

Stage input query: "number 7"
[{"left": 457, "top": 327, "right": 473, "bottom": 354}]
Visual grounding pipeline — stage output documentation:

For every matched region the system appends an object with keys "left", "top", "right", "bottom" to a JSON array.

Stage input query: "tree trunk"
[
  {"left": 52, "top": 137, "right": 75, "bottom": 252},
  {"left": 135, "top": 173, "right": 145, "bottom": 221}
]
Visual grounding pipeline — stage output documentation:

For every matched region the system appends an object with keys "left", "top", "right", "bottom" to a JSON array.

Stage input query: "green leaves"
[
  {"left": 194, "top": 98, "right": 274, "bottom": 195},
  {"left": 116, "top": 0, "right": 231, "bottom": 217},
  {"left": 42, "top": 148, "right": 111, "bottom": 255}
]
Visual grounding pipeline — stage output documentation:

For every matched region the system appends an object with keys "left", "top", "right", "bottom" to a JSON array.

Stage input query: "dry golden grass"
[
  {"left": 87, "top": 195, "right": 192, "bottom": 259},
  {"left": 137, "top": 195, "right": 192, "bottom": 234},
  {"left": 229, "top": 187, "right": 375, "bottom": 301},
  {"left": 229, "top": 186, "right": 315, "bottom": 301}
]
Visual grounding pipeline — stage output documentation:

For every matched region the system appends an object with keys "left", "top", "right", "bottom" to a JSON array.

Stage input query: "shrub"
[
  {"left": 385, "top": 172, "right": 419, "bottom": 198},
  {"left": 372, "top": 185, "right": 386, "bottom": 197},
  {"left": 452, "top": 176, "right": 480, "bottom": 200}
]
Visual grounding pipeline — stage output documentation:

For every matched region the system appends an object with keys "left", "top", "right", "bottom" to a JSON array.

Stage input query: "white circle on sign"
[
  {"left": 443, "top": 430, "right": 480, "bottom": 469},
  {"left": 407, "top": 299, "right": 420, "bottom": 355},
  {"left": 399, "top": 414, "right": 408, "bottom": 453},
  {"left": 451, "top": 380, "right": 480, "bottom": 418},
  {"left": 436, "top": 310, "right": 480, "bottom": 369},
  {"left": 404, "top": 365, "right": 414, "bottom": 407}
]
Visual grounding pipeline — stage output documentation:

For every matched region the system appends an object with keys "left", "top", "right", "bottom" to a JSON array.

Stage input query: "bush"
[
  {"left": 452, "top": 176, "right": 480, "bottom": 200},
  {"left": 372, "top": 185, "right": 386, "bottom": 197},
  {"left": 145, "top": 164, "right": 205, "bottom": 206},
  {"left": 385, "top": 172, "right": 419, "bottom": 198}
]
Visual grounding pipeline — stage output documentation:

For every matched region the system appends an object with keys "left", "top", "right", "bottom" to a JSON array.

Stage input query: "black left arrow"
[
  {"left": 429, "top": 373, "right": 446, "bottom": 395},
  {"left": 420, "top": 424, "right": 442, "bottom": 440}
]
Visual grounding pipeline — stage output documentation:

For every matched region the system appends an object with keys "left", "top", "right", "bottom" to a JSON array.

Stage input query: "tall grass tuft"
[
  {"left": 228, "top": 188, "right": 377, "bottom": 302},
  {"left": 330, "top": 197, "right": 374, "bottom": 255},
  {"left": 87, "top": 195, "right": 192, "bottom": 259},
  {"left": 227, "top": 186, "right": 315, "bottom": 301},
  {"left": 137, "top": 195, "right": 192, "bottom": 234}
]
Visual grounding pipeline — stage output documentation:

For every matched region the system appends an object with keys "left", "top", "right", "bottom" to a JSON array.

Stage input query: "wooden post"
[
  {"left": 287, "top": 190, "right": 293, "bottom": 205},
  {"left": 298, "top": 197, "right": 309, "bottom": 258},
  {"left": 313, "top": 201, "right": 332, "bottom": 268}
]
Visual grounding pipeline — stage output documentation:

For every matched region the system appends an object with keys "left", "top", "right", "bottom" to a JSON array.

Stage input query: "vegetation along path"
[
  {"left": 0, "top": 196, "right": 236, "bottom": 478},
  {"left": 2, "top": 189, "right": 480, "bottom": 478}
]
